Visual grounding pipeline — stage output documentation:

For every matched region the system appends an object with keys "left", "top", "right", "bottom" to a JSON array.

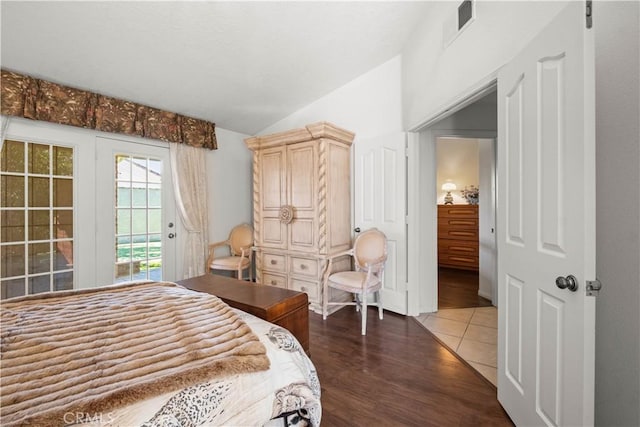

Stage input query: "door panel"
[
  {"left": 96, "top": 139, "right": 176, "bottom": 285},
  {"left": 259, "top": 147, "right": 287, "bottom": 249},
  {"left": 354, "top": 132, "right": 407, "bottom": 314},
  {"left": 497, "top": 3, "right": 595, "bottom": 425},
  {"left": 287, "top": 142, "right": 316, "bottom": 253}
]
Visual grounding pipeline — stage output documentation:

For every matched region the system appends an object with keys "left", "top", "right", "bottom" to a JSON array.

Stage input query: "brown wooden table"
[{"left": 176, "top": 274, "right": 309, "bottom": 354}]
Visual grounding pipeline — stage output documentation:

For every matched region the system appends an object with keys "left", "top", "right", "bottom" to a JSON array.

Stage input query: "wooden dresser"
[
  {"left": 245, "top": 122, "right": 353, "bottom": 313},
  {"left": 437, "top": 204, "right": 479, "bottom": 271}
]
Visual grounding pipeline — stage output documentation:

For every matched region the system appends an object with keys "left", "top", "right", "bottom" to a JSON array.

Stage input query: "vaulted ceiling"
[{"left": 1, "top": 1, "right": 434, "bottom": 135}]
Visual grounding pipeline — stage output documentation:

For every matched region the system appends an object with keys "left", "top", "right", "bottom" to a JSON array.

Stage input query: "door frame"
[{"left": 407, "top": 75, "right": 499, "bottom": 316}]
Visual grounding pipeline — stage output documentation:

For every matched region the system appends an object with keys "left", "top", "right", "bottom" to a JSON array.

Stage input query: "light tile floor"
[{"left": 414, "top": 306, "right": 498, "bottom": 386}]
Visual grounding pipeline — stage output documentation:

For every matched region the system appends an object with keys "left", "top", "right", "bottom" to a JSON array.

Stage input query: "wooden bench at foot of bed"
[{"left": 177, "top": 274, "right": 310, "bottom": 354}]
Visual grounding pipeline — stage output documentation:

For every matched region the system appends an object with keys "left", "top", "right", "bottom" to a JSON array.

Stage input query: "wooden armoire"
[{"left": 245, "top": 122, "right": 353, "bottom": 312}]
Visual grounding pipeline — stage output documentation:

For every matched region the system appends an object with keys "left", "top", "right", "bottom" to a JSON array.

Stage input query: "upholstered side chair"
[
  {"left": 322, "top": 228, "right": 388, "bottom": 335},
  {"left": 206, "top": 223, "right": 253, "bottom": 281}
]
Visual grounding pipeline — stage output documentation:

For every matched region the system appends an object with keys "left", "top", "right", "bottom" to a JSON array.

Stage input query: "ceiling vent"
[{"left": 442, "top": 0, "right": 475, "bottom": 47}]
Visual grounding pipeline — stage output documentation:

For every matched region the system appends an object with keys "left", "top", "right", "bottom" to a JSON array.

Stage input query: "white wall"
[
  {"left": 259, "top": 55, "right": 403, "bottom": 137},
  {"left": 594, "top": 1, "right": 640, "bottom": 425},
  {"left": 436, "top": 137, "right": 479, "bottom": 205},
  {"left": 205, "top": 127, "right": 253, "bottom": 245},
  {"left": 402, "top": 1, "right": 568, "bottom": 129}
]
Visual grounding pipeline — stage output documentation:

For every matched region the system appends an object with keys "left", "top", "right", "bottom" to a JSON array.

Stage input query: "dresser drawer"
[
  {"left": 438, "top": 227, "right": 479, "bottom": 241},
  {"left": 438, "top": 240, "right": 479, "bottom": 256},
  {"left": 438, "top": 217, "right": 479, "bottom": 229},
  {"left": 438, "top": 253, "right": 479, "bottom": 271},
  {"left": 263, "top": 272, "right": 287, "bottom": 288},
  {"left": 290, "top": 257, "right": 318, "bottom": 277},
  {"left": 263, "top": 253, "right": 286, "bottom": 272},
  {"left": 289, "top": 278, "right": 319, "bottom": 303},
  {"left": 438, "top": 205, "right": 478, "bottom": 218}
]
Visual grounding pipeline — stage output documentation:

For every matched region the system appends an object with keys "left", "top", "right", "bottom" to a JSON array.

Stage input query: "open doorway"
[
  {"left": 436, "top": 136, "right": 494, "bottom": 309},
  {"left": 411, "top": 87, "right": 498, "bottom": 384}
]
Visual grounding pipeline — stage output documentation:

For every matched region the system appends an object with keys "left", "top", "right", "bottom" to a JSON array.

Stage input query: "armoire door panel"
[
  {"left": 261, "top": 148, "right": 286, "bottom": 210},
  {"left": 290, "top": 219, "right": 315, "bottom": 251},
  {"left": 262, "top": 218, "right": 287, "bottom": 248},
  {"left": 288, "top": 142, "right": 316, "bottom": 212}
]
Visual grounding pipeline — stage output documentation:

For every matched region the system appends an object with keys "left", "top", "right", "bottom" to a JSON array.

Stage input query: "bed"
[{"left": 0, "top": 281, "right": 320, "bottom": 426}]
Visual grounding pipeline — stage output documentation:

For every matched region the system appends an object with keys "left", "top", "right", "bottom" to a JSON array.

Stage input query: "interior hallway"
[{"left": 415, "top": 267, "right": 497, "bottom": 385}]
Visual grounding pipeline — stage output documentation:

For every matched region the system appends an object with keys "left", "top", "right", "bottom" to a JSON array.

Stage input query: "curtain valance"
[{"left": 0, "top": 69, "right": 217, "bottom": 150}]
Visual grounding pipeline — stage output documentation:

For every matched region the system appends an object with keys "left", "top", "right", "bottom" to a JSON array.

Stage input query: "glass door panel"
[
  {"left": 0, "top": 139, "right": 74, "bottom": 299},
  {"left": 96, "top": 138, "right": 175, "bottom": 285}
]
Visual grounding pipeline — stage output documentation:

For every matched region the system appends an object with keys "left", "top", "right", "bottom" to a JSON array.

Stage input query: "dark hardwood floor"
[
  {"left": 310, "top": 308, "right": 513, "bottom": 426},
  {"left": 438, "top": 267, "right": 492, "bottom": 309}
]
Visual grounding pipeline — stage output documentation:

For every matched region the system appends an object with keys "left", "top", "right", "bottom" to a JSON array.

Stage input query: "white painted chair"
[
  {"left": 322, "top": 228, "right": 387, "bottom": 335},
  {"left": 207, "top": 223, "right": 253, "bottom": 281}
]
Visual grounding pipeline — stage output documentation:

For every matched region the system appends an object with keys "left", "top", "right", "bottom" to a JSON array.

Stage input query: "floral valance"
[{"left": 0, "top": 69, "right": 217, "bottom": 150}]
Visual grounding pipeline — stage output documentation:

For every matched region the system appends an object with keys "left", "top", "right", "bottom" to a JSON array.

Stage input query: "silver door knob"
[
  {"left": 555, "top": 275, "right": 578, "bottom": 292},
  {"left": 168, "top": 233, "right": 175, "bottom": 239}
]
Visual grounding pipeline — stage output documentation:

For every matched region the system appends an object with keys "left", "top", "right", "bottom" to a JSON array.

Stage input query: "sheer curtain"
[{"left": 170, "top": 142, "right": 209, "bottom": 279}]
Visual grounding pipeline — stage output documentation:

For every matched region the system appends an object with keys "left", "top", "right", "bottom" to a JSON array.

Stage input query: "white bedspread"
[{"left": 74, "top": 310, "right": 321, "bottom": 427}]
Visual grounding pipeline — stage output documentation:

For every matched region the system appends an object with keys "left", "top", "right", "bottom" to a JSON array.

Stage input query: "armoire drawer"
[
  {"left": 290, "top": 257, "right": 318, "bottom": 277},
  {"left": 438, "top": 217, "right": 479, "bottom": 229},
  {"left": 289, "top": 278, "right": 319, "bottom": 303},
  {"left": 263, "top": 272, "right": 287, "bottom": 289},
  {"left": 438, "top": 205, "right": 478, "bottom": 218},
  {"left": 263, "top": 253, "right": 286, "bottom": 273}
]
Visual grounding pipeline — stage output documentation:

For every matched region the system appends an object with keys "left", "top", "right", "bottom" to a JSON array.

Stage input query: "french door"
[{"left": 96, "top": 138, "right": 176, "bottom": 285}]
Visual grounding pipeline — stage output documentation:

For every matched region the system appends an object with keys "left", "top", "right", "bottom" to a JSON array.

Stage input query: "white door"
[
  {"left": 497, "top": 2, "right": 595, "bottom": 426},
  {"left": 354, "top": 132, "right": 407, "bottom": 314},
  {"left": 96, "top": 138, "right": 176, "bottom": 286}
]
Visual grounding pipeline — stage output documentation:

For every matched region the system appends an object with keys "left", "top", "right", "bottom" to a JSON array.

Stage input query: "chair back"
[
  {"left": 228, "top": 223, "right": 253, "bottom": 256},
  {"left": 353, "top": 228, "right": 387, "bottom": 274}
]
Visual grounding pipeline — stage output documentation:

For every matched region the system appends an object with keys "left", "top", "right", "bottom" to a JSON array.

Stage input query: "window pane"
[
  {"left": 132, "top": 185, "right": 147, "bottom": 207},
  {"left": 54, "top": 240, "right": 73, "bottom": 270},
  {"left": 28, "top": 275, "right": 50, "bottom": 295},
  {"left": 141, "top": 259, "right": 162, "bottom": 281},
  {"left": 148, "top": 159, "right": 162, "bottom": 183},
  {"left": 1, "top": 140, "right": 25, "bottom": 173},
  {"left": 1, "top": 175, "right": 25, "bottom": 207},
  {"left": 131, "top": 209, "right": 147, "bottom": 234},
  {"left": 132, "top": 236, "right": 148, "bottom": 261},
  {"left": 28, "top": 177, "right": 50, "bottom": 207},
  {"left": 149, "top": 234, "right": 162, "bottom": 259},
  {"left": 116, "top": 183, "right": 131, "bottom": 207},
  {"left": 53, "top": 146, "right": 73, "bottom": 176},
  {"left": 29, "top": 242, "right": 51, "bottom": 274},
  {"left": 28, "top": 143, "right": 50, "bottom": 175},
  {"left": 1, "top": 244, "right": 25, "bottom": 277},
  {"left": 148, "top": 184, "right": 161, "bottom": 208},
  {"left": 1, "top": 210, "right": 25, "bottom": 242},
  {"left": 115, "top": 262, "right": 131, "bottom": 281},
  {"left": 116, "top": 209, "right": 131, "bottom": 235},
  {"left": 148, "top": 209, "right": 161, "bottom": 233},
  {"left": 53, "top": 271, "right": 73, "bottom": 291},
  {"left": 1, "top": 278, "right": 25, "bottom": 299},
  {"left": 28, "top": 210, "right": 50, "bottom": 240},
  {"left": 53, "top": 178, "right": 73, "bottom": 207},
  {"left": 116, "top": 155, "right": 131, "bottom": 179},
  {"left": 54, "top": 210, "right": 73, "bottom": 238},
  {"left": 116, "top": 237, "right": 131, "bottom": 262},
  {"left": 132, "top": 157, "right": 147, "bottom": 183}
]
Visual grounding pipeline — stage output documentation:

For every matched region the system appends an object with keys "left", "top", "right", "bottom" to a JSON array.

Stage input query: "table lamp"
[{"left": 442, "top": 182, "right": 456, "bottom": 205}]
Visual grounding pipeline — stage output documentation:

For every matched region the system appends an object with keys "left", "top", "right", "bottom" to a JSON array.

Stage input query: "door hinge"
[
  {"left": 586, "top": 278, "right": 602, "bottom": 296},
  {"left": 586, "top": 0, "right": 593, "bottom": 29}
]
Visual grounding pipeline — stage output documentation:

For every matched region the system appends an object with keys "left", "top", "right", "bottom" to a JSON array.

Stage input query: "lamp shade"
[{"left": 442, "top": 182, "right": 457, "bottom": 192}]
